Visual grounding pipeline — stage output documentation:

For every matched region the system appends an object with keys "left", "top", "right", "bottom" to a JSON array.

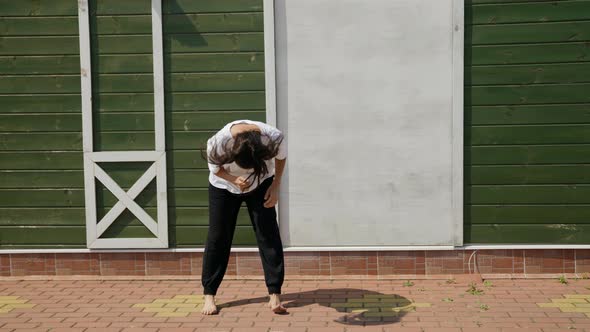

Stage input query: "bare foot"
[
  {"left": 201, "top": 295, "right": 218, "bottom": 315},
  {"left": 268, "top": 293, "right": 287, "bottom": 314}
]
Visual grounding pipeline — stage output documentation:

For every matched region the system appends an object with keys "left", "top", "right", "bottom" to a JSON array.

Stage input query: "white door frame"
[{"left": 78, "top": 0, "right": 169, "bottom": 249}]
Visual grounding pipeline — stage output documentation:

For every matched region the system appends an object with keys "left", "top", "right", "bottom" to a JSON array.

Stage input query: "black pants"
[{"left": 201, "top": 176, "right": 285, "bottom": 296}]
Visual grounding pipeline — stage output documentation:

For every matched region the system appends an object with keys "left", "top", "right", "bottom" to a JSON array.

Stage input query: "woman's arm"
[
  {"left": 215, "top": 167, "right": 250, "bottom": 192},
  {"left": 264, "top": 157, "right": 286, "bottom": 208}
]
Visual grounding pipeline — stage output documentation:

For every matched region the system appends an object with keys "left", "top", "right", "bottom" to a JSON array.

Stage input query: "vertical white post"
[
  {"left": 152, "top": 0, "right": 166, "bottom": 152},
  {"left": 451, "top": 0, "right": 464, "bottom": 246},
  {"left": 263, "top": 0, "right": 277, "bottom": 127},
  {"left": 78, "top": 0, "right": 93, "bottom": 154}
]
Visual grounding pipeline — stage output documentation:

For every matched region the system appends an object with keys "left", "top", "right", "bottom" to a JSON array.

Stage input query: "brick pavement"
[{"left": 1, "top": 276, "right": 590, "bottom": 331}]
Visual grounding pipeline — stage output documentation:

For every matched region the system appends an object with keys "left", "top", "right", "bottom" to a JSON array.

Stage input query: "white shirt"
[{"left": 207, "top": 119, "right": 287, "bottom": 194}]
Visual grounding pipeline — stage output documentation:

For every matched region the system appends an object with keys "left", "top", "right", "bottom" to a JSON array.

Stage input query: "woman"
[{"left": 200, "top": 119, "right": 288, "bottom": 315}]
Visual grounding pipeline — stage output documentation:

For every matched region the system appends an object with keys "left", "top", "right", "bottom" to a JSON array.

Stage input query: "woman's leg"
[
  {"left": 244, "top": 177, "right": 285, "bottom": 295},
  {"left": 201, "top": 184, "right": 242, "bottom": 296}
]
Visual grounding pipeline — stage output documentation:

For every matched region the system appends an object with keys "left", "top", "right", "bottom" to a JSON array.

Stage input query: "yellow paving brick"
[
  {"left": 5, "top": 304, "right": 34, "bottom": 308},
  {"left": 565, "top": 294, "right": 590, "bottom": 299},
  {"left": 0, "top": 299, "right": 28, "bottom": 304},
  {"left": 184, "top": 299, "right": 205, "bottom": 304},
  {"left": 153, "top": 298, "right": 185, "bottom": 304},
  {"left": 173, "top": 295, "right": 203, "bottom": 299},
  {"left": 557, "top": 307, "right": 590, "bottom": 313},
  {"left": 133, "top": 303, "right": 164, "bottom": 308},
  {"left": 378, "top": 298, "right": 413, "bottom": 303},
  {"left": 537, "top": 303, "right": 574, "bottom": 308},
  {"left": 0, "top": 296, "right": 20, "bottom": 300},
  {"left": 363, "top": 294, "right": 403, "bottom": 299},
  {"left": 142, "top": 307, "right": 176, "bottom": 313},
  {"left": 163, "top": 303, "right": 199, "bottom": 308},
  {"left": 175, "top": 307, "right": 201, "bottom": 313},
  {"left": 573, "top": 303, "right": 590, "bottom": 307},
  {"left": 552, "top": 298, "right": 588, "bottom": 303}
]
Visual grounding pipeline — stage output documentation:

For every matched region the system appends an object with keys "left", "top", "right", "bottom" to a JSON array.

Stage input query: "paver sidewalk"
[{"left": 1, "top": 277, "right": 590, "bottom": 331}]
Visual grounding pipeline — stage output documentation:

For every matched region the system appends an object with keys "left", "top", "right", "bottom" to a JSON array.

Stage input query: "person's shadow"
[{"left": 217, "top": 288, "right": 414, "bottom": 326}]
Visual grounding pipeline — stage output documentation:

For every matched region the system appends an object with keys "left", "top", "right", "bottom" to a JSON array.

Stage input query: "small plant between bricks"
[
  {"left": 445, "top": 278, "right": 456, "bottom": 284},
  {"left": 466, "top": 282, "right": 484, "bottom": 295},
  {"left": 403, "top": 280, "right": 414, "bottom": 287},
  {"left": 558, "top": 275, "right": 569, "bottom": 285},
  {"left": 483, "top": 280, "right": 493, "bottom": 288},
  {"left": 478, "top": 302, "right": 489, "bottom": 311}
]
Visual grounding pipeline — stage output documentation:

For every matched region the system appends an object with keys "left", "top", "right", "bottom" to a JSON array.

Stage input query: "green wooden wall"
[
  {"left": 1, "top": 0, "right": 590, "bottom": 248},
  {"left": 464, "top": 0, "right": 590, "bottom": 243},
  {"left": 0, "top": 0, "right": 265, "bottom": 248}
]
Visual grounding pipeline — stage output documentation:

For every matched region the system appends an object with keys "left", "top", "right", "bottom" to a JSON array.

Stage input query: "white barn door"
[{"left": 78, "top": 0, "right": 169, "bottom": 248}]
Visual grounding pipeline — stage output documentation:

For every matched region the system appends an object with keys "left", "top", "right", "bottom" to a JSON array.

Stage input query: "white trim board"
[
  {"left": 2, "top": 244, "right": 590, "bottom": 255},
  {"left": 77, "top": 0, "right": 169, "bottom": 249}
]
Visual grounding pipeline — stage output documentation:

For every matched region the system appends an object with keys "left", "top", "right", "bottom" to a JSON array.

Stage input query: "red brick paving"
[{"left": 0, "top": 277, "right": 590, "bottom": 331}]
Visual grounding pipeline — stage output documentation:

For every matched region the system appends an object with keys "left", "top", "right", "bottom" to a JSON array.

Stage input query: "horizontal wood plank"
[
  {"left": 468, "top": 124, "right": 590, "bottom": 145},
  {"left": 0, "top": 92, "right": 265, "bottom": 113},
  {"left": 0, "top": 13, "right": 263, "bottom": 36},
  {"left": 466, "top": 104, "right": 590, "bottom": 125},
  {"left": 0, "top": 34, "right": 264, "bottom": 55},
  {"left": 466, "top": 84, "right": 590, "bottom": 105},
  {"left": 0, "top": 111, "right": 264, "bottom": 132},
  {"left": 467, "top": 63, "right": 590, "bottom": 85},
  {"left": 467, "top": 145, "right": 590, "bottom": 164},
  {"left": 0, "top": 53, "right": 264, "bottom": 75},
  {"left": 0, "top": 225, "right": 256, "bottom": 246},
  {"left": 467, "top": 185, "right": 590, "bottom": 204},
  {"left": 467, "top": 21, "right": 590, "bottom": 45},
  {"left": 0, "top": 0, "right": 262, "bottom": 16},
  {"left": 465, "top": 224, "right": 590, "bottom": 244},
  {"left": 469, "top": 165, "right": 590, "bottom": 184},
  {"left": 467, "top": 205, "right": 590, "bottom": 224},
  {"left": 0, "top": 72, "right": 264, "bottom": 94},
  {"left": 468, "top": 42, "right": 590, "bottom": 65},
  {"left": 0, "top": 207, "right": 254, "bottom": 226},
  {"left": 0, "top": 188, "right": 209, "bottom": 207},
  {"left": 467, "top": 1, "right": 590, "bottom": 24}
]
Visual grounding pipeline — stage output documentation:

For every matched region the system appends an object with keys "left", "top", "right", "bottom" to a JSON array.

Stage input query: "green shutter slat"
[
  {"left": 0, "top": 207, "right": 251, "bottom": 226},
  {"left": 465, "top": 224, "right": 590, "bottom": 244},
  {"left": 467, "top": 185, "right": 590, "bottom": 204},
  {"left": 0, "top": 111, "right": 264, "bottom": 132},
  {"left": 467, "top": 105, "right": 590, "bottom": 125},
  {"left": 0, "top": 14, "right": 263, "bottom": 36},
  {"left": 467, "top": 21, "right": 590, "bottom": 45},
  {"left": 0, "top": 53, "right": 264, "bottom": 75},
  {"left": 0, "top": 170, "right": 210, "bottom": 189},
  {"left": 468, "top": 205, "right": 590, "bottom": 224},
  {"left": 469, "top": 165, "right": 590, "bottom": 185},
  {"left": 467, "top": 63, "right": 590, "bottom": 85},
  {"left": 468, "top": 125, "right": 590, "bottom": 145},
  {"left": 0, "top": 34, "right": 264, "bottom": 55},
  {"left": 468, "top": 42, "right": 590, "bottom": 65},
  {"left": 0, "top": 92, "right": 265, "bottom": 113},
  {"left": 467, "top": 1, "right": 590, "bottom": 24},
  {"left": 0, "top": 188, "right": 209, "bottom": 207},
  {"left": 0, "top": 73, "right": 265, "bottom": 94},
  {"left": 466, "top": 84, "right": 590, "bottom": 105},
  {"left": 467, "top": 145, "right": 590, "bottom": 165}
]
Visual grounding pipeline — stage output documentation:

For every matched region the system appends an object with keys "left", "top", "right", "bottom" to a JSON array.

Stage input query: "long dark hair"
[{"left": 202, "top": 130, "right": 283, "bottom": 189}]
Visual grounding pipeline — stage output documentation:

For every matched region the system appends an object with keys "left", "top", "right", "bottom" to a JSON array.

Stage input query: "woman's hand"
[
  {"left": 233, "top": 176, "right": 250, "bottom": 192},
  {"left": 264, "top": 182, "right": 280, "bottom": 208}
]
